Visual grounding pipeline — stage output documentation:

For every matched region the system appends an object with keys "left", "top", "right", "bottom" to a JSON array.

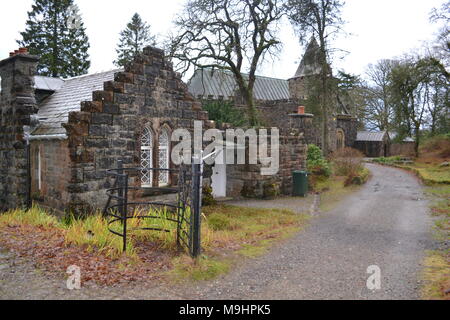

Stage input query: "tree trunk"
[
  {"left": 243, "top": 88, "right": 258, "bottom": 127},
  {"left": 414, "top": 125, "right": 420, "bottom": 158}
]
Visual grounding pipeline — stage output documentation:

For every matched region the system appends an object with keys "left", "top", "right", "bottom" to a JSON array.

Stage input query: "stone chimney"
[{"left": 0, "top": 48, "right": 39, "bottom": 211}]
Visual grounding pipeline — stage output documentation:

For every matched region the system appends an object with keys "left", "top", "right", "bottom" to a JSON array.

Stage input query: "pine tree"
[
  {"left": 18, "top": 0, "right": 90, "bottom": 78},
  {"left": 115, "top": 13, "right": 156, "bottom": 67}
]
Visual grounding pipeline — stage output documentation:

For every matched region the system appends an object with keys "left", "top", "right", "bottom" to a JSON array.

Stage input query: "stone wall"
[
  {"left": 337, "top": 115, "right": 358, "bottom": 149},
  {"left": 390, "top": 142, "right": 415, "bottom": 157},
  {"left": 30, "top": 140, "right": 71, "bottom": 214},
  {"left": 226, "top": 130, "right": 306, "bottom": 198},
  {"left": 0, "top": 53, "right": 39, "bottom": 211},
  {"left": 63, "top": 47, "right": 211, "bottom": 214}
]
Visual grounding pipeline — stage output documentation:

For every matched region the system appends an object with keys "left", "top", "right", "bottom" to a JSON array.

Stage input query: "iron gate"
[{"left": 103, "top": 159, "right": 203, "bottom": 258}]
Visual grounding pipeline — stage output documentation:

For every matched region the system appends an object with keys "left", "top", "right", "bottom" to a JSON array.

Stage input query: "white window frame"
[
  {"left": 141, "top": 127, "right": 153, "bottom": 188},
  {"left": 158, "top": 129, "right": 170, "bottom": 187}
]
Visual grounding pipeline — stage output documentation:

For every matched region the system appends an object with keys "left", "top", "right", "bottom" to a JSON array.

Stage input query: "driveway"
[{"left": 0, "top": 164, "right": 434, "bottom": 300}]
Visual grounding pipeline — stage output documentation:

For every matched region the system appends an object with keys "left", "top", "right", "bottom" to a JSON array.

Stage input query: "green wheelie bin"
[{"left": 292, "top": 171, "right": 308, "bottom": 197}]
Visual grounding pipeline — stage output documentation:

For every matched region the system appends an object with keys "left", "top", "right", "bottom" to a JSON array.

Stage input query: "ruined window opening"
[
  {"left": 141, "top": 127, "right": 153, "bottom": 188},
  {"left": 158, "top": 128, "right": 170, "bottom": 187}
]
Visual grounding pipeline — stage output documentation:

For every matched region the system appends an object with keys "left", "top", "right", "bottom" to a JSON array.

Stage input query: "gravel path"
[{"left": 0, "top": 164, "right": 434, "bottom": 300}]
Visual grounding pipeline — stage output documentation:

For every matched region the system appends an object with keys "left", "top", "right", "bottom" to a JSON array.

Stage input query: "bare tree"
[
  {"left": 286, "top": 0, "right": 345, "bottom": 154},
  {"left": 390, "top": 56, "right": 449, "bottom": 157},
  {"left": 363, "top": 60, "right": 398, "bottom": 131},
  {"left": 169, "top": 0, "right": 285, "bottom": 126},
  {"left": 429, "top": 1, "right": 450, "bottom": 68}
]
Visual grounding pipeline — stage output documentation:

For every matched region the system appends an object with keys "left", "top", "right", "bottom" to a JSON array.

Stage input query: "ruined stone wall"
[
  {"left": 226, "top": 131, "right": 306, "bottom": 198},
  {"left": 63, "top": 47, "right": 211, "bottom": 214},
  {"left": 0, "top": 53, "right": 39, "bottom": 211},
  {"left": 30, "top": 140, "right": 71, "bottom": 214}
]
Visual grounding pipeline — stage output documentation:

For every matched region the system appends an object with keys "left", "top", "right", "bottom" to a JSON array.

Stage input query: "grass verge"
[
  {"left": 0, "top": 204, "right": 310, "bottom": 284},
  {"left": 372, "top": 157, "right": 450, "bottom": 185},
  {"left": 421, "top": 184, "right": 450, "bottom": 300}
]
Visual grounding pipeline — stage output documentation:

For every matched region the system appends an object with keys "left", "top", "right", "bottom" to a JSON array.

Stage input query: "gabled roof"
[
  {"left": 33, "top": 69, "right": 121, "bottom": 136},
  {"left": 187, "top": 69, "right": 290, "bottom": 101},
  {"left": 356, "top": 131, "right": 388, "bottom": 142}
]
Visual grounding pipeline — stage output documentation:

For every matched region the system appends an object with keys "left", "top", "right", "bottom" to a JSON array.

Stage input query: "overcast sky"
[{"left": 0, "top": 0, "right": 447, "bottom": 81}]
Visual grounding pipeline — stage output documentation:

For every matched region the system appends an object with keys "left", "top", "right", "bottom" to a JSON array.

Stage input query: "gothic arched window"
[
  {"left": 158, "top": 128, "right": 170, "bottom": 186},
  {"left": 141, "top": 127, "right": 153, "bottom": 187}
]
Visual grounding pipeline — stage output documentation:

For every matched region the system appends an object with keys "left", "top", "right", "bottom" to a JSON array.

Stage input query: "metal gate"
[{"left": 103, "top": 159, "right": 203, "bottom": 258}]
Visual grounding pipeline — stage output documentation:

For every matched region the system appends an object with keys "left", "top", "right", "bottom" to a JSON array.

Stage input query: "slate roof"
[
  {"left": 188, "top": 69, "right": 290, "bottom": 101},
  {"left": 33, "top": 69, "right": 121, "bottom": 136},
  {"left": 356, "top": 131, "right": 388, "bottom": 142},
  {"left": 34, "top": 76, "right": 64, "bottom": 92},
  {"left": 293, "top": 38, "right": 323, "bottom": 78}
]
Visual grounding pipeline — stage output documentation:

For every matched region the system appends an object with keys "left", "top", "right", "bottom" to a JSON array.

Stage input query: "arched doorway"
[{"left": 336, "top": 129, "right": 345, "bottom": 150}]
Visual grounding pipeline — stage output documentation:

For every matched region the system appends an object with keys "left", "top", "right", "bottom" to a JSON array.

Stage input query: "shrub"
[
  {"left": 202, "top": 186, "right": 217, "bottom": 206},
  {"left": 263, "top": 182, "right": 279, "bottom": 199},
  {"left": 307, "top": 144, "right": 332, "bottom": 177},
  {"left": 330, "top": 147, "right": 364, "bottom": 177},
  {"left": 344, "top": 168, "right": 370, "bottom": 187}
]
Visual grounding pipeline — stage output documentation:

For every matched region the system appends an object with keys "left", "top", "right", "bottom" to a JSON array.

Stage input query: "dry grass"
[
  {"left": 0, "top": 203, "right": 311, "bottom": 283},
  {"left": 330, "top": 147, "right": 365, "bottom": 177},
  {"left": 422, "top": 251, "right": 450, "bottom": 300}
]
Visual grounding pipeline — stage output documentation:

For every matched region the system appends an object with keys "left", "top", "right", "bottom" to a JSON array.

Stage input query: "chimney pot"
[
  {"left": 19, "top": 48, "right": 28, "bottom": 54},
  {"left": 298, "top": 106, "right": 305, "bottom": 115},
  {"left": 9, "top": 52, "right": 15, "bottom": 57}
]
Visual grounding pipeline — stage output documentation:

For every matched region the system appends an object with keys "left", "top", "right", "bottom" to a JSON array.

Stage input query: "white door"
[{"left": 211, "top": 148, "right": 227, "bottom": 198}]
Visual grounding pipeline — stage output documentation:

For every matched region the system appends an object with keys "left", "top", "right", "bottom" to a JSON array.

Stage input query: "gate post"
[
  {"left": 123, "top": 171, "right": 129, "bottom": 252},
  {"left": 117, "top": 160, "right": 127, "bottom": 252},
  {"left": 191, "top": 155, "right": 202, "bottom": 258}
]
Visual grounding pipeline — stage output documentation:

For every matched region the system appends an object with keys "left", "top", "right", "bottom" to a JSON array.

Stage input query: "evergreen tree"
[
  {"left": 18, "top": 0, "right": 90, "bottom": 78},
  {"left": 115, "top": 13, "right": 156, "bottom": 67}
]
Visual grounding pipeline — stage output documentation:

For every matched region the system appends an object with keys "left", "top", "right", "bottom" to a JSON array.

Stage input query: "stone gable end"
[{"left": 59, "top": 47, "right": 209, "bottom": 214}]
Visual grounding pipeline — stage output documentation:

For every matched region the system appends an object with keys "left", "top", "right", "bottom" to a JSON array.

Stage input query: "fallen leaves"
[{"left": 0, "top": 224, "right": 174, "bottom": 287}]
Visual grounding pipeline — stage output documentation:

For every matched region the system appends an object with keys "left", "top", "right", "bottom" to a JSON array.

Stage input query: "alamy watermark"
[
  {"left": 366, "top": 265, "right": 381, "bottom": 291},
  {"left": 171, "top": 121, "right": 280, "bottom": 175},
  {"left": 66, "top": 265, "right": 81, "bottom": 290}
]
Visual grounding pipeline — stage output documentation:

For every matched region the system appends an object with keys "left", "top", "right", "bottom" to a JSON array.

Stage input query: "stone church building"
[
  {"left": 188, "top": 38, "right": 358, "bottom": 152},
  {"left": 0, "top": 41, "right": 358, "bottom": 215}
]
